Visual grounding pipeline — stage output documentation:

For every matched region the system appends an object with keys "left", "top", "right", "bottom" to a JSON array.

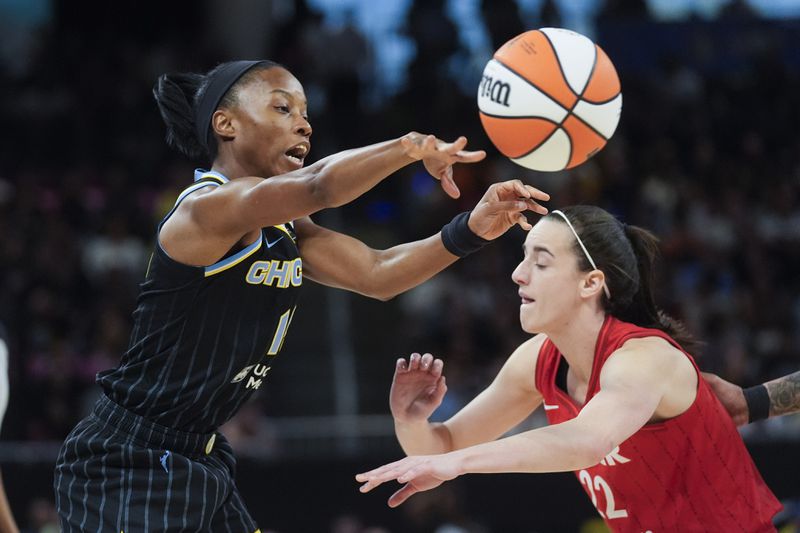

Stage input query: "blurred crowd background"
[{"left": 1, "top": 0, "right": 799, "bottom": 531}]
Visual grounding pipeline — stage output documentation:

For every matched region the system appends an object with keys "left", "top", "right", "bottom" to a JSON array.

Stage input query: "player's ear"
[
  {"left": 580, "top": 270, "right": 606, "bottom": 299},
  {"left": 211, "top": 109, "right": 236, "bottom": 141}
]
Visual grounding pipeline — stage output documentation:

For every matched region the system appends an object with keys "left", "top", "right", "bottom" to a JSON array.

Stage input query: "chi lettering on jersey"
[{"left": 246, "top": 258, "right": 302, "bottom": 288}]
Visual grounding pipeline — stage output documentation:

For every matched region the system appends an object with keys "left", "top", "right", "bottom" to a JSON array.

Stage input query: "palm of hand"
[
  {"left": 391, "top": 371, "right": 440, "bottom": 421},
  {"left": 407, "top": 473, "right": 446, "bottom": 493}
]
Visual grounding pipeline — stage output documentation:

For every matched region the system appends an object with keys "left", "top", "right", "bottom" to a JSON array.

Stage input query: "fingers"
[
  {"left": 485, "top": 200, "right": 531, "bottom": 213},
  {"left": 388, "top": 483, "right": 419, "bottom": 508},
  {"left": 525, "top": 199, "right": 549, "bottom": 215},
  {"left": 444, "top": 136, "right": 468, "bottom": 153},
  {"left": 396, "top": 357, "right": 408, "bottom": 373},
  {"left": 356, "top": 461, "right": 408, "bottom": 492},
  {"left": 515, "top": 213, "right": 532, "bottom": 231},
  {"left": 419, "top": 353, "right": 434, "bottom": 371},
  {"left": 492, "top": 180, "right": 551, "bottom": 203},
  {"left": 454, "top": 149, "right": 487, "bottom": 163},
  {"left": 431, "top": 375, "right": 447, "bottom": 404},
  {"left": 430, "top": 358, "right": 444, "bottom": 379},
  {"left": 406, "top": 353, "right": 443, "bottom": 374},
  {"left": 439, "top": 167, "right": 461, "bottom": 199},
  {"left": 424, "top": 134, "right": 437, "bottom": 152},
  {"left": 525, "top": 184, "right": 550, "bottom": 201}
]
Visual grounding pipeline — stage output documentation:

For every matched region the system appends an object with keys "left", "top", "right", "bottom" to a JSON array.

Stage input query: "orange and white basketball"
[{"left": 477, "top": 28, "right": 622, "bottom": 171}]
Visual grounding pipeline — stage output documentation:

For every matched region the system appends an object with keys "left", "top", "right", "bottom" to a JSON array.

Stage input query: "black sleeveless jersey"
[{"left": 97, "top": 170, "right": 302, "bottom": 432}]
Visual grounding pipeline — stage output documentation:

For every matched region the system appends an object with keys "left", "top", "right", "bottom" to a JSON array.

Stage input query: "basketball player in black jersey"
[{"left": 53, "top": 60, "right": 550, "bottom": 532}]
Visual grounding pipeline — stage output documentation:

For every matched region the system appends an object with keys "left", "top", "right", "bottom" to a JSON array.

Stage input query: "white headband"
[{"left": 551, "top": 210, "right": 612, "bottom": 300}]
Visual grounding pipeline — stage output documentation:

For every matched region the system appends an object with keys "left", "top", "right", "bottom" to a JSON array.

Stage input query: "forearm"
[
  {"left": 306, "top": 137, "right": 414, "bottom": 208},
  {"left": 452, "top": 420, "right": 607, "bottom": 475},
  {"left": 765, "top": 370, "right": 800, "bottom": 418},
  {"left": 395, "top": 420, "right": 454, "bottom": 456},
  {"left": 367, "top": 234, "right": 458, "bottom": 300}
]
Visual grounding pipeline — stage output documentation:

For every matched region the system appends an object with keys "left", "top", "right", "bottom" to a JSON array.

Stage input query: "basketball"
[{"left": 477, "top": 28, "right": 622, "bottom": 171}]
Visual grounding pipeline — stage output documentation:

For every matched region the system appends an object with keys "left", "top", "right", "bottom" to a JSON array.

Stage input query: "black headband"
[{"left": 194, "top": 60, "right": 268, "bottom": 151}]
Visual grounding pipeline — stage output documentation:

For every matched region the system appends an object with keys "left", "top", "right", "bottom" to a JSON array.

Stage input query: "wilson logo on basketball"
[{"left": 479, "top": 75, "right": 510, "bottom": 107}]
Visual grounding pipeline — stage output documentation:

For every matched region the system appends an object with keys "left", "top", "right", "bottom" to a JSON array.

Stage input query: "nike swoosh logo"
[
  {"left": 543, "top": 403, "right": 560, "bottom": 410},
  {"left": 266, "top": 236, "right": 284, "bottom": 248}
]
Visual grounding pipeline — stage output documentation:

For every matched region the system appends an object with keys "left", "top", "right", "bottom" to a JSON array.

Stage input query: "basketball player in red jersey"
[{"left": 357, "top": 206, "right": 781, "bottom": 532}]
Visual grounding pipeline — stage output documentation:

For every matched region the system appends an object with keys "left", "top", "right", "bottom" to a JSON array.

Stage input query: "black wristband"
[
  {"left": 743, "top": 384, "right": 770, "bottom": 423},
  {"left": 441, "top": 211, "right": 490, "bottom": 257}
]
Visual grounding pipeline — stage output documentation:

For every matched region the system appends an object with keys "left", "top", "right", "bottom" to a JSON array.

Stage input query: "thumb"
[
  {"left": 388, "top": 483, "right": 419, "bottom": 508},
  {"left": 439, "top": 169, "right": 460, "bottom": 199},
  {"left": 431, "top": 376, "right": 447, "bottom": 405}
]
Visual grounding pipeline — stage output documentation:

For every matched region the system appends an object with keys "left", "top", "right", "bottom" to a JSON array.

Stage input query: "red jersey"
[{"left": 535, "top": 316, "right": 781, "bottom": 532}]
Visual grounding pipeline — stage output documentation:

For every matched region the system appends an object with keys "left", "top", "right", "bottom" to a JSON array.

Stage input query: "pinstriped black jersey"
[{"left": 97, "top": 169, "right": 302, "bottom": 432}]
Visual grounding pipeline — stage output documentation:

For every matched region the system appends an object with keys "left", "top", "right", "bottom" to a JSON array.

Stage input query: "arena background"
[{"left": 1, "top": 0, "right": 799, "bottom": 531}]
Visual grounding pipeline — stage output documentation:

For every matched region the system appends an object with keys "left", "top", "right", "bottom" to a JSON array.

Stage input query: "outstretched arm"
[
  {"left": 357, "top": 337, "right": 687, "bottom": 507},
  {"left": 704, "top": 370, "right": 800, "bottom": 425},
  {"left": 160, "top": 133, "right": 484, "bottom": 267},
  {"left": 297, "top": 180, "right": 550, "bottom": 300}
]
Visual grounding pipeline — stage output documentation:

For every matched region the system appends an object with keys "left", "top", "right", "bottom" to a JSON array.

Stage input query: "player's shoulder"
[
  {"left": 604, "top": 335, "right": 689, "bottom": 379},
  {"left": 506, "top": 333, "right": 549, "bottom": 370},
  {"left": 515, "top": 333, "right": 548, "bottom": 354},
  {"left": 615, "top": 335, "right": 681, "bottom": 359}
]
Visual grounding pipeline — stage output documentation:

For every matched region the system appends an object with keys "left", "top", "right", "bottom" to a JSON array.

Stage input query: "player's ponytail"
[
  {"left": 153, "top": 72, "right": 208, "bottom": 160},
  {"left": 152, "top": 60, "right": 282, "bottom": 162},
  {"left": 547, "top": 206, "right": 695, "bottom": 349},
  {"left": 615, "top": 224, "right": 695, "bottom": 349}
]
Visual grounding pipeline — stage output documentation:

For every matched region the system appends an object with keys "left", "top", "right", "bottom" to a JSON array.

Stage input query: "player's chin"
[{"left": 518, "top": 308, "right": 540, "bottom": 334}]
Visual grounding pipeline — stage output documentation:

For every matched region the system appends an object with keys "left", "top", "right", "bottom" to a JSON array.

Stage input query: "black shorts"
[{"left": 54, "top": 394, "right": 259, "bottom": 532}]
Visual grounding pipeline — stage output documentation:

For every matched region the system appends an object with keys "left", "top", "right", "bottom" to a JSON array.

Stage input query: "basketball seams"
[
  {"left": 497, "top": 39, "right": 607, "bottom": 162},
  {"left": 479, "top": 111, "right": 559, "bottom": 124},
  {"left": 580, "top": 46, "right": 621, "bottom": 105},
  {"left": 568, "top": 111, "right": 610, "bottom": 142},
  {"left": 575, "top": 45, "right": 598, "bottom": 106},
  {"left": 510, "top": 124, "right": 562, "bottom": 161},
  {"left": 483, "top": 29, "right": 620, "bottom": 171},
  {"left": 491, "top": 58, "right": 569, "bottom": 115},
  {"left": 580, "top": 92, "right": 622, "bottom": 106},
  {"left": 537, "top": 30, "right": 580, "bottom": 101},
  {"left": 512, "top": 129, "right": 570, "bottom": 169}
]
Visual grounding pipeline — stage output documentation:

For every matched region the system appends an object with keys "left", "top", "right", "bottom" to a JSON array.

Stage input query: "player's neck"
[
  {"left": 211, "top": 158, "right": 248, "bottom": 180},
  {"left": 211, "top": 150, "right": 259, "bottom": 181},
  {"left": 546, "top": 307, "right": 606, "bottom": 383}
]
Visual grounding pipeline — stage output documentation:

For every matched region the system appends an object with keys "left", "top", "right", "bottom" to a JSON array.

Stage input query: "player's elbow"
[
  {"left": 580, "top": 436, "right": 617, "bottom": 469},
  {"left": 357, "top": 254, "right": 402, "bottom": 301},
  {"left": 361, "top": 286, "right": 398, "bottom": 302}
]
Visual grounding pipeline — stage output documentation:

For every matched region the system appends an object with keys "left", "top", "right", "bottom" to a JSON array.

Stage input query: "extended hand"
[
  {"left": 702, "top": 372, "right": 748, "bottom": 426},
  {"left": 390, "top": 353, "right": 447, "bottom": 424},
  {"left": 468, "top": 180, "right": 550, "bottom": 241},
  {"left": 356, "top": 454, "right": 461, "bottom": 507},
  {"left": 401, "top": 133, "right": 486, "bottom": 199}
]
